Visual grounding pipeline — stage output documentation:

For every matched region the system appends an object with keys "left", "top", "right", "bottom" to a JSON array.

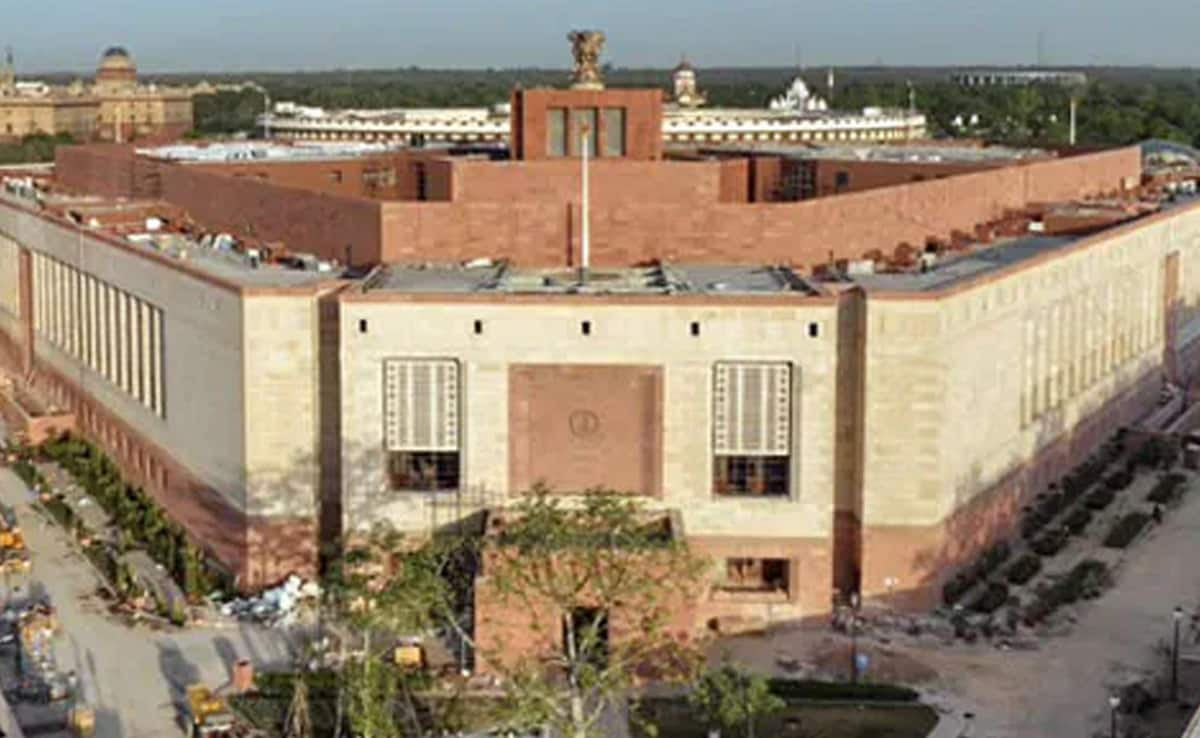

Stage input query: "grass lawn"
[{"left": 635, "top": 698, "right": 938, "bottom": 738}]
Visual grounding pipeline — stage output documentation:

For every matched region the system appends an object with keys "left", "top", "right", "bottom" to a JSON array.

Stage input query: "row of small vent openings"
[{"left": 358, "top": 319, "right": 822, "bottom": 338}]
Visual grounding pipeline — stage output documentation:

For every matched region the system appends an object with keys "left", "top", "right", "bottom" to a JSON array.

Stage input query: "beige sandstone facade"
[{"left": 0, "top": 144, "right": 1197, "bottom": 634}]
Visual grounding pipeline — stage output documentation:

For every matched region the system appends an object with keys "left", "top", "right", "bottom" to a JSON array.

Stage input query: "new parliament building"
[{"left": 1, "top": 35, "right": 1199, "bottom": 648}]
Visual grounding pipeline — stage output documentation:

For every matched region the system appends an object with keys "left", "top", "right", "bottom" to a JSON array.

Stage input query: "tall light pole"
[
  {"left": 579, "top": 123, "right": 591, "bottom": 285},
  {"left": 1108, "top": 695, "right": 1120, "bottom": 738},
  {"left": 849, "top": 591, "right": 861, "bottom": 684},
  {"left": 1173, "top": 606, "right": 1185, "bottom": 701}
]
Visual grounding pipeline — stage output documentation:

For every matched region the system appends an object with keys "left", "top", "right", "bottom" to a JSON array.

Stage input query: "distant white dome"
[{"left": 769, "top": 77, "right": 827, "bottom": 112}]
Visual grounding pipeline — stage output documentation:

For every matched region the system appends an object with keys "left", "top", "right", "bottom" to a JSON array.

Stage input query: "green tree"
[
  {"left": 688, "top": 663, "right": 785, "bottom": 738},
  {"left": 283, "top": 674, "right": 313, "bottom": 738},
  {"left": 483, "top": 488, "right": 707, "bottom": 738},
  {"left": 319, "top": 526, "right": 464, "bottom": 738}
]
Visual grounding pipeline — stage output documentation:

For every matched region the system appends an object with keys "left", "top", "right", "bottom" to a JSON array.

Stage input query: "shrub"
[
  {"left": 1031, "top": 527, "right": 1069, "bottom": 557},
  {"left": 1005, "top": 553, "right": 1043, "bottom": 585},
  {"left": 766, "top": 679, "right": 919, "bottom": 702},
  {"left": 1021, "top": 492, "right": 1067, "bottom": 540},
  {"left": 1135, "top": 436, "right": 1179, "bottom": 470},
  {"left": 1023, "top": 559, "right": 1109, "bottom": 625},
  {"left": 1064, "top": 507, "right": 1093, "bottom": 536},
  {"left": 42, "top": 495, "right": 76, "bottom": 530},
  {"left": 968, "top": 581, "right": 1010, "bottom": 614},
  {"left": 169, "top": 599, "right": 188, "bottom": 627},
  {"left": 1063, "top": 454, "right": 1110, "bottom": 500},
  {"left": 1103, "top": 512, "right": 1151, "bottom": 549},
  {"left": 1147, "top": 473, "right": 1186, "bottom": 505},
  {"left": 1085, "top": 487, "right": 1116, "bottom": 511},
  {"left": 942, "top": 541, "right": 1011, "bottom": 607},
  {"left": 10, "top": 458, "right": 43, "bottom": 490},
  {"left": 942, "top": 571, "right": 977, "bottom": 607},
  {"left": 36, "top": 433, "right": 226, "bottom": 599},
  {"left": 1104, "top": 470, "right": 1133, "bottom": 492}
]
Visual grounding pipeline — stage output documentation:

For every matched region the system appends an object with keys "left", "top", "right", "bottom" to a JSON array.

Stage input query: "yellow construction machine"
[
  {"left": 183, "top": 684, "right": 236, "bottom": 738},
  {"left": 0, "top": 504, "right": 30, "bottom": 574}
]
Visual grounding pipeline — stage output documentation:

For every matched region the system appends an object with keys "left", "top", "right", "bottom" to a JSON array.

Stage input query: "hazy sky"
[{"left": 5, "top": 0, "right": 1198, "bottom": 74}]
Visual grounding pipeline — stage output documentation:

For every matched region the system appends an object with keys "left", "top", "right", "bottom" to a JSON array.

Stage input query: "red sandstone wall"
[
  {"left": 185, "top": 151, "right": 439, "bottom": 201},
  {"left": 378, "top": 147, "right": 1141, "bottom": 271},
  {"left": 159, "top": 165, "right": 384, "bottom": 265},
  {"left": 810, "top": 158, "right": 1013, "bottom": 198},
  {"left": 380, "top": 201, "right": 569, "bottom": 264},
  {"left": 448, "top": 158, "right": 728, "bottom": 205},
  {"left": 54, "top": 144, "right": 140, "bottom": 198}
]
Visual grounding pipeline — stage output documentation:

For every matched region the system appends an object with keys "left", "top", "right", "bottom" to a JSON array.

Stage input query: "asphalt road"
[{"left": 0, "top": 463, "right": 299, "bottom": 738}]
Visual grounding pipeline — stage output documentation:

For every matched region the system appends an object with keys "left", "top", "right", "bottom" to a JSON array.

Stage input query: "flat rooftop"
[
  {"left": 121, "top": 231, "right": 342, "bottom": 288},
  {"left": 846, "top": 195, "right": 1200, "bottom": 293},
  {"left": 138, "top": 141, "right": 406, "bottom": 163},
  {"left": 368, "top": 262, "right": 819, "bottom": 296},
  {"left": 703, "top": 143, "right": 1046, "bottom": 164},
  {"left": 848, "top": 234, "right": 1080, "bottom": 292},
  {"left": 0, "top": 185, "right": 344, "bottom": 289}
]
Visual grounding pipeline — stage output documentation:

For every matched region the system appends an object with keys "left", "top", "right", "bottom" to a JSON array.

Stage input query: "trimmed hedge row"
[
  {"left": 1085, "top": 487, "right": 1116, "bottom": 511},
  {"left": 1103, "top": 512, "right": 1151, "bottom": 549},
  {"left": 1134, "top": 436, "right": 1179, "bottom": 470},
  {"left": 766, "top": 679, "right": 920, "bottom": 703},
  {"left": 40, "top": 434, "right": 231, "bottom": 599},
  {"left": 942, "top": 541, "right": 1011, "bottom": 607},
  {"left": 1005, "top": 553, "right": 1042, "bottom": 585},
  {"left": 1147, "top": 473, "right": 1187, "bottom": 505},
  {"left": 1030, "top": 528, "right": 1069, "bottom": 557},
  {"left": 968, "top": 581, "right": 1010, "bottom": 614},
  {"left": 1064, "top": 507, "right": 1093, "bottom": 536},
  {"left": 1023, "top": 559, "right": 1109, "bottom": 626},
  {"left": 1104, "top": 469, "right": 1133, "bottom": 492}
]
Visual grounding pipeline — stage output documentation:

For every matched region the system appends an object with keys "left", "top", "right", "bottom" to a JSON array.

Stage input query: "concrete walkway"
[
  {"left": 0, "top": 465, "right": 300, "bottom": 738},
  {"left": 720, "top": 473, "right": 1200, "bottom": 738},
  {"left": 916, "top": 478, "right": 1200, "bottom": 738}
]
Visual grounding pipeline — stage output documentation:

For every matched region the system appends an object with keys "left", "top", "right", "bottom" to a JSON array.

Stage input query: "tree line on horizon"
[
  {"left": 186, "top": 66, "right": 1200, "bottom": 149},
  {"left": 3, "top": 67, "right": 1199, "bottom": 163}
]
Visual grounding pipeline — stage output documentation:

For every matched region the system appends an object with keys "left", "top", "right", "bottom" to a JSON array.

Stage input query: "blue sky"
[{"left": 5, "top": 0, "right": 1198, "bottom": 73}]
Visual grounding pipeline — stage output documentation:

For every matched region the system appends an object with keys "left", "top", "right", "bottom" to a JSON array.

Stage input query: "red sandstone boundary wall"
[
  {"left": 380, "top": 147, "right": 1141, "bottom": 269},
  {"left": 159, "top": 165, "right": 385, "bottom": 265},
  {"left": 54, "top": 144, "right": 140, "bottom": 199},
  {"left": 447, "top": 158, "right": 739, "bottom": 205}
]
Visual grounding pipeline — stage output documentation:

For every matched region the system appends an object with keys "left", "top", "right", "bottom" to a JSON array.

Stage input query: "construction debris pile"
[
  {"left": 3, "top": 602, "right": 77, "bottom": 704},
  {"left": 218, "top": 574, "right": 319, "bottom": 627}
]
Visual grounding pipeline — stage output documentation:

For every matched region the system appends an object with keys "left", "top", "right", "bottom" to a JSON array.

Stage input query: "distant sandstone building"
[
  {"left": 0, "top": 47, "right": 194, "bottom": 143},
  {"left": 264, "top": 55, "right": 927, "bottom": 148}
]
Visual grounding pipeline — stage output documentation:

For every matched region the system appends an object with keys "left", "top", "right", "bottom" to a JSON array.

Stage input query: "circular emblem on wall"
[{"left": 568, "top": 409, "right": 601, "bottom": 438}]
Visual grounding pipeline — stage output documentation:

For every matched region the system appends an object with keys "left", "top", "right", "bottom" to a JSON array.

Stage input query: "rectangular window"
[
  {"left": 712, "top": 362, "right": 792, "bottom": 497},
  {"left": 571, "top": 107, "right": 599, "bottom": 157},
  {"left": 546, "top": 108, "right": 567, "bottom": 157},
  {"left": 383, "top": 358, "right": 460, "bottom": 491},
  {"left": 387, "top": 451, "right": 460, "bottom": 491},
  {"left": 602, "top": 107, "right": 626, "bottom": 157},
  {"left": 835, "top": 170, "right": 850, "bottom": 190},
  {"left": 714, "top": 456, "right": 790, "bottom": 496},
  {"left": 717, "top": 558, "right": 791, "bottom": 598}
]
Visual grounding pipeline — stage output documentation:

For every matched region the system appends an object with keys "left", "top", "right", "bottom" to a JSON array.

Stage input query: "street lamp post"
[
  {"left": 849, "top": 591, "right": 861, "bottom": 684},
  {"left": 1173, "top": 606, "right": 1185, "bottom": 701},
  {"left": 1108, "top": 695, "right": 1120, "bottom": 738}
]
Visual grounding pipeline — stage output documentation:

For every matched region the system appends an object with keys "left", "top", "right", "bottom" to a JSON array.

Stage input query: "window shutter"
[
  {"left": 713, "top": 362, "right": 791, "bottom": 455},
  {"left": 384, "top": 359, "right": 459, "bottom": 451}
]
